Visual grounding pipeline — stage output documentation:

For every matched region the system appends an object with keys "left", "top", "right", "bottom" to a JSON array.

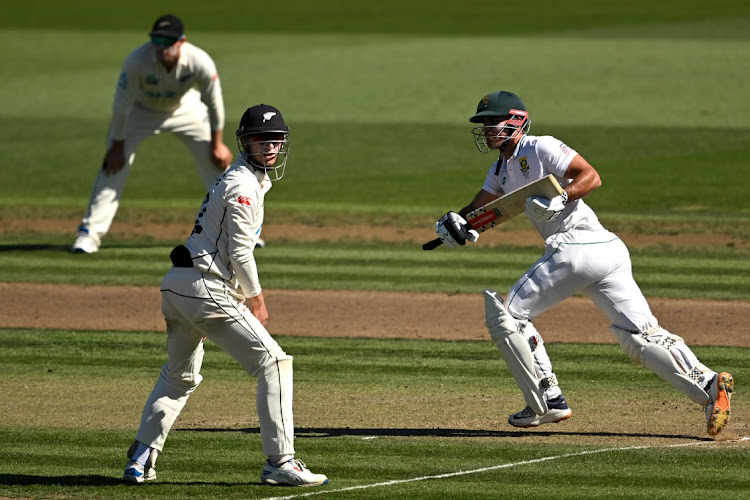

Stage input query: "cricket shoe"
[
  {"left": 71, "top": 228, "right": 100, "bottom": 254},
  {"left": 705, "top": 371, "right": 734, "bottom": 436},
  {"left": 508, "top": 395, "right": 572, "bottom": 428},
  {"left": 261, "top": 458, "right": 328, "bottom": 487},
  {"left": 122, "top": 460, "right": 157, "bottom": 484}
]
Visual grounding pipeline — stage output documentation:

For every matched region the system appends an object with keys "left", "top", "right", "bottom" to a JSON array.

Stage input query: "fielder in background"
[
  {"left": 71, "top": 14, "right": 234, "bottom": 254},
  {"left": 122, "top": 104, "right": 328, "bottom": 487},
  {"left": 433, "top": 90, "right": 734, "bottom": 436}
]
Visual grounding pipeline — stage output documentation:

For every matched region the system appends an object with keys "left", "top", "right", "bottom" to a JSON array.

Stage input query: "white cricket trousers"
[
  {"left": 503, "top": 227, "right": 709, "bottom": 399},
  {"left": 134, "top": 267, "right": 295, "bottom": 457},
  {"left": 81, "top": 99, "right": 221, "bottom": 238},
  {"left": 505, "top": 227, "right": 658, "bottom": 330}
]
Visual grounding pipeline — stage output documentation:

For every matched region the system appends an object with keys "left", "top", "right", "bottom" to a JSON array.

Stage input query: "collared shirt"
[
  {"left": 110, "top": 42, "right": 225, "bottom": 139},
  {"left": 482, "top": 134, "right": 603, "bottom": 240},
  {"left": 186, "top": 157, "right": 271, "bottom": 298}
]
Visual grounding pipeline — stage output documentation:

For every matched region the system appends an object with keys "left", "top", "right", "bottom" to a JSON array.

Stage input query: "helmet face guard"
[
  {"left": 235, "top": 104, "right": 290, "bottom": 181},
  {"left": 237, "top": 133, "right": 290, "bottom": 181},
  {"left": 471, "top": 109, "right": 530, "bottom": 154}
]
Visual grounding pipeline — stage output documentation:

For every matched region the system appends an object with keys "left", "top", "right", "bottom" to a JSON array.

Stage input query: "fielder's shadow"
[
  {"left": 0, "top": 243, "right": 178, "bottom": 253},
  {"left": 0, "top": 243, "right": 69, "bottom": 252},
  {"left": 0, "top": 474, "right": 122, "bottom": 487},
  {"left": 180, "top": 426, "right": 710, "bottom": 442},
  {"left": 0, "top": 473, "right": 261, "bottom": 488}
]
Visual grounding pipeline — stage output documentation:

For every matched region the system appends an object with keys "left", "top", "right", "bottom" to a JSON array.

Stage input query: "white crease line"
[{"left": 266, "top": 437, "right": 747, "bottom": 500}]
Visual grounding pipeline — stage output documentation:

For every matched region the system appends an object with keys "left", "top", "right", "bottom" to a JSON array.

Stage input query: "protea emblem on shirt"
[{"left": 519, "top": 156, "right": 530, "bottom": 177}]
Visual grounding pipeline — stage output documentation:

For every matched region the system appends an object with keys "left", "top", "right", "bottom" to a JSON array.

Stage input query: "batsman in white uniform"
[
  {"left": 433, "top": 91, "right": 734, "bottom": 436},
  {"left": 122, "top": 104, "right": 328, "bottom": 487},
  {"left": 72, "top": 14, "right": 233, "bottom": 254}
]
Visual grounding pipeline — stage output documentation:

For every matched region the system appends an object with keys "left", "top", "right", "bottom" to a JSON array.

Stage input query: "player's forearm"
[
  {"left": 563, "top": 156, "right": 602, "bottom": 201},
  {"left": 232, "top": 254, "right": 262, "bottom": 298},
  {"left": 109, "top": 110, "right": 131, "bottom": 141},
  {"left": 210, "top": 129, "right": 224, "bottom": 147},
  {"left": 459, "top": 189, "right": 499, "bottom": 218}
]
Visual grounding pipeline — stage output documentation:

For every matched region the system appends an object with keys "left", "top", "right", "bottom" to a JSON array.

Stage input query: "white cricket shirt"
[
  {"left": 186, "top": 158, "right": 271, "bottom": 298},
  {"left": 482, "top": 134, "right": 603, "bottom": 240},
  {"left": 110, "top": 41, "right": 225, "bottom": 140}
]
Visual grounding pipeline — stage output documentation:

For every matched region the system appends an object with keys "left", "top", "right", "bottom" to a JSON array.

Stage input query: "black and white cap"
[{"left": 236, "top": 104, "right": 289, "bottom": 137}]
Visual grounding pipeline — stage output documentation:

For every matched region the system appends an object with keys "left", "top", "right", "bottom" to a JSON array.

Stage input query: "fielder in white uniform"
[
  {"left": 434, "top": 91, "right": 734, "bottom": 436},
  {"left": 72, "top": 14, "right": 233, "bottom": 254},
  {"left": 122, "top": 104, "right": 328, "bottom": 487}
]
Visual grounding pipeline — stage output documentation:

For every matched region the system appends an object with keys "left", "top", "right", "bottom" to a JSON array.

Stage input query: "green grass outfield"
[
  {"left": 1, "top": 238, "right": 748, "bottom": 300},
  {"left": 2, "top": 1, "right": 750, "bottom": 220},
  {"left": 1, "top": 2, "right": 750, "bottom": 499},
  {"left": 1, "top": 329, "right": 748, "bottom": 499}
]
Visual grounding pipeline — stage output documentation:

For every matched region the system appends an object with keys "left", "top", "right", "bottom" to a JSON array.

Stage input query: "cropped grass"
[
  {"left": 1, "top": 3, "right": 749, "bottom": 499},
  {"left": 1, "top": 238, "right": 748, "bottom": 300},
  {"left": 1, "top": 329, "right": 748, "bottom": 499},
  {"left": 2, "top": 3, "right": 750, "bottom": 306}
]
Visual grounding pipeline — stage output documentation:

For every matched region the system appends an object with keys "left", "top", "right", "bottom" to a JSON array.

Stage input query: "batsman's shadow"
[{"left": 180, "top": 426, "right": 709, "bottom": 441}]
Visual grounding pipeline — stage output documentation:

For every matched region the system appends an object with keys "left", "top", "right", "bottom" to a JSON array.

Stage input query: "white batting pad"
[
  {"left": 484, "top": 289, "right": 548, "bottom": 415},
  {"left": 610, "top": 325, "right": 710, "bottom": 406}
]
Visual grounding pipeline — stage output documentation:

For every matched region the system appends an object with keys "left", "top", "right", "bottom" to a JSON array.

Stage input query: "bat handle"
[{"left": 422, "top": 238, "right": 443, "bottom": 251}]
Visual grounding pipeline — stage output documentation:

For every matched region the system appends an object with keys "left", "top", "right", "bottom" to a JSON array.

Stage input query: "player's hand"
[
  {"left": 102, "top": 142, "right": 127, "bottom": 175},
  {"left": 436, "top": 211, "right": 479, "bottom": 248},
  {"left": 248, "top": 293, "right": 269, "bottom": 325},
  {"left": 525, "top": 195, "right": 566, "bottom": 222},
  {"left": 211, "top": 142, "right": 233, "bottom": 170}
]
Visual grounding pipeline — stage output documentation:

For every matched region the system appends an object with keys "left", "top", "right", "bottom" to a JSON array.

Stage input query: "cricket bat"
[{"left": 422, "top": 174, "right": 564, "bottom": 251}]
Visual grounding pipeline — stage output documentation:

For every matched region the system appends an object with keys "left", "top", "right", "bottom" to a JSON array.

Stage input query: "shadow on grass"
[
  {"left": 0, "top": 243, "right": 70, "bottom": 252},
  {"left": 0, "top": 473, "right": 262, "bottom": 487},
  {"left": 179, "top": 426, "right": 711, "bottom": 442},
  {"left": 0, "top": 242, "right": 174, "bottom": 253},
  {"left": 0, "top": 474, "right": 122, "bottom": 486}
]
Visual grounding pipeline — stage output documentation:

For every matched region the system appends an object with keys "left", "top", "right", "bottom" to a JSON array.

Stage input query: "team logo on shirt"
[
  {"left": 519, "top": 156, "right": 530, "bottom": 178},
  {"left": 145, "top": 74, "right": 159, "bottom": 85},
  {"left": 560, "top": 143, "right": 570, "bottom": 154},
  {"left": 237, "top": 196, "right": 252, "bottom": 206}
]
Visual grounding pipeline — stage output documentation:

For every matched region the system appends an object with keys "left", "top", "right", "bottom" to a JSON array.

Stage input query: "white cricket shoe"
[
  {"left": 261, "top": 458, "right": 328, "bottom": 487},
  {"left": 705, "top": 371, "right": 733, "bottom": 436},
  {"left": 122, "top": 460, "right": 157, "bottom": 484},
  {"left": 508, "top": 395, "right": 572, "bottom": 428},
  {"left": 71, "top": 228, "right": 100, "bottom": 254}
]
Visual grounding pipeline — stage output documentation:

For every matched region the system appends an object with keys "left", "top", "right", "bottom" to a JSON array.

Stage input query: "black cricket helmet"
[{"left": 236, "top": 104, "right": 290, "bottom": 181}]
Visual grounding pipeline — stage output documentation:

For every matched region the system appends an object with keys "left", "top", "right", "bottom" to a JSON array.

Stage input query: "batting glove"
[
  {"left": 436, "top": 212, "right": 480, "bottom": 248},
  {"left": 525, "top": 194, "right": 567, "bottom": 222}
]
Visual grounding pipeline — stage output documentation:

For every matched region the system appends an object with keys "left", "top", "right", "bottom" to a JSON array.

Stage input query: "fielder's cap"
[
  {"left": 469, "top": 91, "right": 527, "bottom": 123},
  {"left": 237, "top": 104, "right": 289, "bottom": 136},
  {"left": 149, "top": 14, "right": 184, "bottom": 39}
]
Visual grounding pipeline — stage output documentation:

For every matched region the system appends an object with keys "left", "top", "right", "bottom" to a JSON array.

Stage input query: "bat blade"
[{"left": 422, "top": 175, "right": 563, "bottom": 251}]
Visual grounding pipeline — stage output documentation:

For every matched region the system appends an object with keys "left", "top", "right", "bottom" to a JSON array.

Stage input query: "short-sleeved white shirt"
[{"left": 482, "top": 134, "right": 603, "bottom": 240}]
